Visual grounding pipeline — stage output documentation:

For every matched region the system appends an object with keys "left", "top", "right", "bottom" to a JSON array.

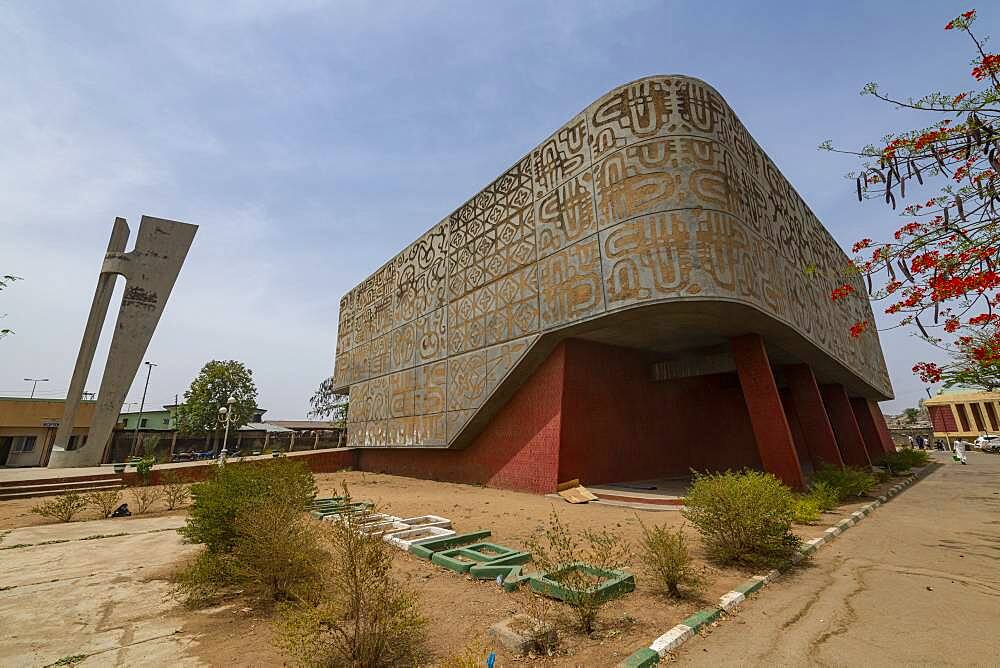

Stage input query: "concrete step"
[
  {"left": 0, "top": 474, "right": 124, "bottom": 500},
  {"left": 0, "top": 473, "right": 122, "bottom": 488},
  {"left": 0, "top": 482, "right": 124, "bottom": 501}
]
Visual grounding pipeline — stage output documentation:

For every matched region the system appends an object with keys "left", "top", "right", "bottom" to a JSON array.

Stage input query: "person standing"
[
  {"left": 954, "top": 439, "right": 969, "bottom": 465},
  {"left": 908, "top": 435, "right": 915, "bottom": 448}
]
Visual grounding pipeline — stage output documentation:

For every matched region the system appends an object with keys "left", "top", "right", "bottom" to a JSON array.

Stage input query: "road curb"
[{"left": 616, "top": 468, "right": 924, "bottom": 667}]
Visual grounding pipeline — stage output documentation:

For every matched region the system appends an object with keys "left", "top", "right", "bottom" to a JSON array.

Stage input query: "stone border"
[{"left": 618, "top": 470, "right": 924, "bottom": 667}]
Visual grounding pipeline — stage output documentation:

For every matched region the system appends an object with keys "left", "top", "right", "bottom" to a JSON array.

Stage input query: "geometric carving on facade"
[
  {"left": 333, "top": 75, "right": 892, "bottom": 450},
  {"left": 48, "top": 216, "right": 197, "bottom": 467}
]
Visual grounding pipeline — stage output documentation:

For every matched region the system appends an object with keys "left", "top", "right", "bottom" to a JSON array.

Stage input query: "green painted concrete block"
[
  {"left": 617, "top": 647, "right": 660, "bottom": 667},
  {"left": 734, "top": 577, "right": 764, "bottom": 595},
  {"left": 528, "top": 562, "right": 635, "bottom": 605},
  {"left": 408, "top": 530, "right": 492, "bottom": 559},
  {"left": 431, "top": 547, "right": 493, "bottom": 573},
  {"left": 469, "top": 561, "right": 526, "bottom": 581},
  {"left": 680, "top": 607, "right": 721, "bottom": 633},
  {"left": 502, "top": 571, "right": 531, "bottom": 592}
]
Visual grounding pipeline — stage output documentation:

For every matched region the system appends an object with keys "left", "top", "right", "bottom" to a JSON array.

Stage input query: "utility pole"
[
  {"left": 24, "top": 378, "right": 49, "bottom": 398},
  {"left": 133, "top": 362, "right": 157, "bottom": 457}
]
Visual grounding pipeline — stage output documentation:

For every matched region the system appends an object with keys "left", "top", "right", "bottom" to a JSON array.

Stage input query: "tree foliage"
[
  {"left": 1, "top": 274, "right": 20, "bottom": 338},
  {"left": 308, "top": 376, "right": 348, "bottom": 425},
  {"left": 823, "top": 9, "right": 1000, "bottom": 389},
  {"left": 174, "top": 360, "right": 259, "bottom": 436}
]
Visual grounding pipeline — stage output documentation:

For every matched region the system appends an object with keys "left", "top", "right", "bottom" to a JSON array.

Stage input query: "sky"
[{"left": 0, "top": 1, "right": 990, "bottom": 418}]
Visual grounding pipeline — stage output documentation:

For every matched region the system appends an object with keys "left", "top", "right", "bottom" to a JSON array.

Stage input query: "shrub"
[
  {"left": 890, "top": 448, "right": 931, "bottom": 470},
  {"left": 276, "top": 511, "right": 428, "bottom": 667},
  {"left": 173, "top": 549, "right": 241, "bottom": 607},
  {"left": 232, "top": 504, "right": 327, "bottom": 604},
  {"left": 128, "top": 486, "right": 163, "bottom": 514},
  {"left": 524, "top": 510, "right": 630, "bottom": 634},
  {"left": 806, "top": 481, "right": 839, "bottom": 512},
  {"left": 31, "top": 492, "right": 87, "bottom": 522},
  {"left": 811, "top": 464, "right": 876, "bottom": 501},
  {"left": 636, "top": 520, "right": 706, "bottom": 598},
  {"left": 85, "top": 489, "right": 123, "bottom": 518},
  {"left": 682, "top": 470, "right": 801, "bottom": 567},
  {"left": 791, "top": 496, "right": 822, "bottom": 524},
  {"left": 160, "top": 471, "right": 191, "bottom": 510},
  {"left": 180, "top": 458, "right": 316, "bottom": 553}
]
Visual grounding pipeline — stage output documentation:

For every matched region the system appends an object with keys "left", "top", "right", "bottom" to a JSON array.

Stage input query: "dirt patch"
[{"left": 0, "top": 468, "right": 921, "bottom": 666}]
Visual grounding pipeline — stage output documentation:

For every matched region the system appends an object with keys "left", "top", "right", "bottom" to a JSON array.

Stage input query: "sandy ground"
[
  {"left": 0, "top": 467, "right": 928, "bottom": 667},
  {"left": 673, "top": 450, "right": 1000, "bottom": 666}
]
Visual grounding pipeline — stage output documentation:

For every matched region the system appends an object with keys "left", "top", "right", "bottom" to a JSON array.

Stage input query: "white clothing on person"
[{"left": 954, "top": 440, "right": 968, "bottom": 464}]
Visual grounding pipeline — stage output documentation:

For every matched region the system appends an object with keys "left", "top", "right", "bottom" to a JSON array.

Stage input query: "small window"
[
  {"left": 12, "top": 436, "right": 37, "bottom": 453},
  {"left": 163, "top": 417, "right": 170, "bottom": 425},
  {"left": 140, "top": 418, "right": 148, "bottom": 428},
  {"left": 122, "top": 418, "right": 129, "bottom": 429},
  {"left": 66, "top": 434, "right": 88, "bottom": 451}
]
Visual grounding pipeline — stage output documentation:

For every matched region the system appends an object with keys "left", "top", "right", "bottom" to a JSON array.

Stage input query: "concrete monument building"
[
  {"left": 331, "top": 76, "right": 895, "bottom": 493},
  {"left": 48, "top": 216, "right": 197, "bottom": 468}
]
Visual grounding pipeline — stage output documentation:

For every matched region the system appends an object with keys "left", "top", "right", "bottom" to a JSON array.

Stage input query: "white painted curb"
[{"left": 630, "top": 469, "right": 924, "bottom": 663}]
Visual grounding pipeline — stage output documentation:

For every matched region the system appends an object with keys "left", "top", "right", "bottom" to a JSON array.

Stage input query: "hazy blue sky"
[{"left": 0, "top": 1, "right": 988, "bottom": 417}]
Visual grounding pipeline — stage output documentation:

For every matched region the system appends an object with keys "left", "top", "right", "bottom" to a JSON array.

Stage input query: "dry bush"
[
  {"left": 683, "top": 470, "right": 801, "bottom": 567},
  {"left": 128, "top": 486, "right": 163, "bottom": 514},
  {"left": 180, "top": 457, "right": 316, "bottom": 553},
  {"left": 276, "top": 500, "right": 428, "bottom": 667},
  {"left": 636, "top": 520, "right": 706, "bottom": 598},
  {"left": 85, "top": 489, "right": 123, "bottom": 518},
  {"left": 160, "top": 471, "right": 191, "bottom": 510},
  {"left": 31, "top": 492, "right": 87, "bottom": 522},
  {"left": 173, "top": 549, "right": 241, "bottom": 608},
  {"left": 232, "top": 504, "right": 327, "bottom": 604},
  {"left": 438, "top": 638, "right": 493, "bottom": 668},
  {"left": 524, "top": 510, "right": 630, "bottom": 634}
]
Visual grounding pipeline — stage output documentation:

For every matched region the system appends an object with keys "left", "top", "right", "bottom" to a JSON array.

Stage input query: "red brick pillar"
[
  {"left": 785, "top": 364, "right": 845, "bottom": 469},
  {"left": 869, "top": 400, "right": 897, "bottom": 454},
  {"left": 731, "top": 334, "right": 804, "bottom": 489},
  {"left": 851, "top": 398, "right": 896, "bottom": 460},
  {"left": 820, "top": 384, "right": 871, "bottom": 467}
]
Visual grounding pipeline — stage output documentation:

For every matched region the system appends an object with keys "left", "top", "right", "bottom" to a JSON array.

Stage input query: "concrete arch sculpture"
[
  {"left": 48, "top": 216, "right": 197, "bottom": 468},
  {"left": 332, "top": 75, "right": 891, "bottom": 457}
]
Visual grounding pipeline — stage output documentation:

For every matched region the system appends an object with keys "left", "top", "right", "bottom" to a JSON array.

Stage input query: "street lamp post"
[
  {"left": 24, "top": 378, "right": 49, "bottom": 398},
  {"left": 133, "top": 362, "right": 157, "bottom": 457},
  {"left": 218, "top": 396, "right": 237, "bottom": 465}
]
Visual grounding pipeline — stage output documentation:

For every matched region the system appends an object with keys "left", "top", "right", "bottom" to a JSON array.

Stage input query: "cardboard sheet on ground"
[{"left": 556, "top": 479, "right": 598, "bottom": 504}]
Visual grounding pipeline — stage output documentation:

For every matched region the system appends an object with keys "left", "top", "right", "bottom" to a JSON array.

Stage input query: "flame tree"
[{"left": 822, "top": 9, "right": 1000, "bottom": 389}]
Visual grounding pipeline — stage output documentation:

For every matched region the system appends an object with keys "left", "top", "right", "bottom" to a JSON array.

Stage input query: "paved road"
[{"left": 675, "top": 451, "right": 1000, "bottom": 666}]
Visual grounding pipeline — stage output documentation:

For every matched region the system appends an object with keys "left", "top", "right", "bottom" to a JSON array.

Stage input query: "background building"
[
  {"left": 924, "top": 388, "right": 1000, "bottom": 443},
  {"left": 0, "top": 397, "right": 96, "bottom": 467}
]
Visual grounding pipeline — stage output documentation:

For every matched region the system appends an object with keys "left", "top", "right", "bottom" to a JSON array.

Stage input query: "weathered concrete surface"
[
  {"left": 1, "top": 515, "right": 184, "bottom": 545},
  {"left": 49, "top": 216, "right": 197, "bottom": 468},
  {"left": 0, "top": 516, "right": 202, "bottom": 667},
  {"left": 674, "top": 451, "right": 1000, "bottom": 666}
]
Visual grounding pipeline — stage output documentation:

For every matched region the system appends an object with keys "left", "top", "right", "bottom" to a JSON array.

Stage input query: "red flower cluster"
[
  {"left": 971, "top": 53, "right": 1000, "bottom": 80},
  {"left": 968, "top": 313, "right": 1000, "bottom": 326},
  {"left": 849, "top": 321, "right": 869, "bottom": 338},
  {"left": 912, "top": 362, "right": 943, "bottom": 383},
  {"left": 953, "top": 92, "right": 968, "bottom": 104},
  {"left": 831, "top": 284, "right": 855, "bottom": 301},
  {"left": 914, "top": 126, "right": 951, "bottom": 150},
  {"left": 851, "top": 238, "right": 873, "bottom": 254},
  {"left": 930, "top": 271, "right": 1000, "bottom": 302},
  {"left": 946, "top": 9, "right": 977, "bottom": 29},
  {"left": 910, "top": 251, "right": 940, "bottom": 274}
]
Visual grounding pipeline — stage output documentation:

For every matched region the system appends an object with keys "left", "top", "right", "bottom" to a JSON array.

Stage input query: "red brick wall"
[
  {"left": 355, "top": 343, "right": 566, "bottom": 494},
  {"left": 127, "top": 448, "right": 358, "bottom": 486},
  {"left": 928, "top": 404, "right": 958, "bottom": 432},
  {"left": 557, "top": 339, "right": 761, "bottom": 486}
]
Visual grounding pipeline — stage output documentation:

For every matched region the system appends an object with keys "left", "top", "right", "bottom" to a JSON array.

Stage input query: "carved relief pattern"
[
  {"left": 335, "top": 75, "right": 892, "bottom": 449},
  {"left": 538, "top": 236, "right": 605, "bottom": 329}
]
